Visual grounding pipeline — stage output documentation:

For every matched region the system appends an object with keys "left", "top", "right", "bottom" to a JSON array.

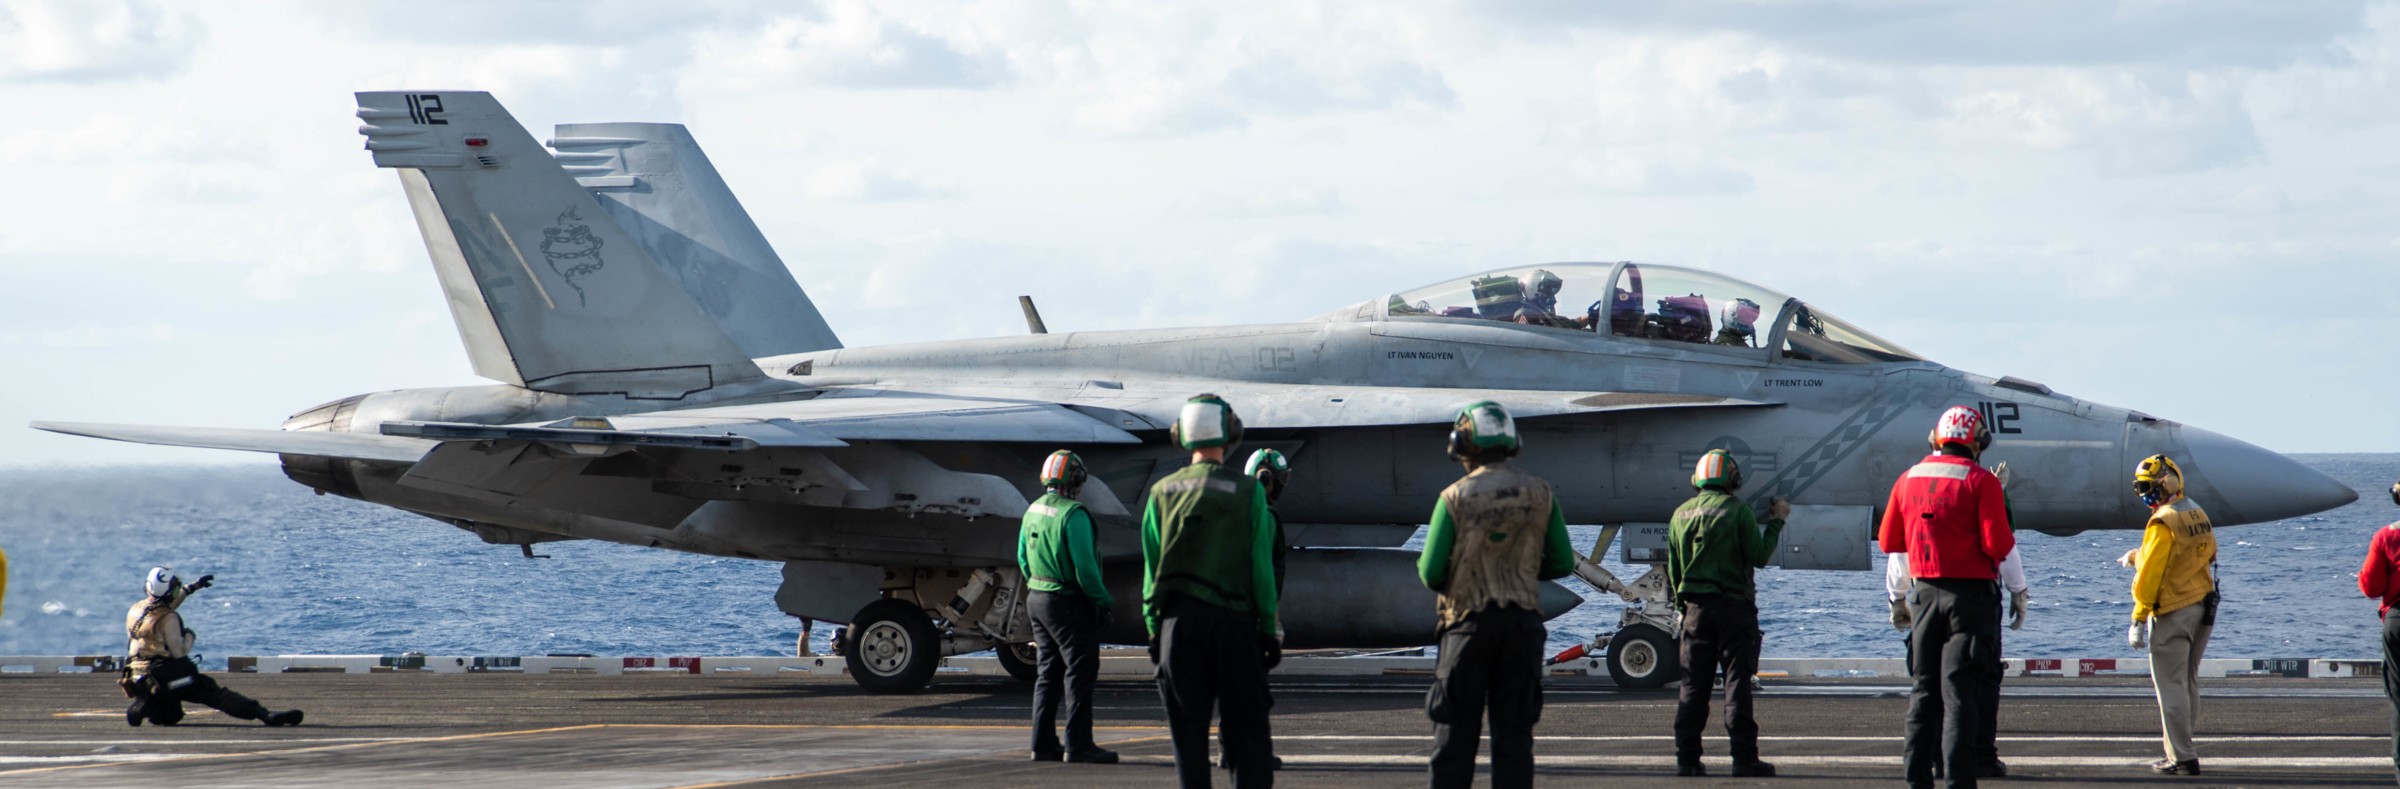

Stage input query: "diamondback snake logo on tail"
[{"left": 539, "top": 207, "right": 606, "bottom": 307}]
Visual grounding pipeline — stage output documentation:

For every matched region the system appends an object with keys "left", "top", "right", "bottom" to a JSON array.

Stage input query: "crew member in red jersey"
[
  {"left": 2356, "top": 479, "right": 2400, "bottom": 783},
  {"left": 1878, "top": 406, "right": 2014, "bottom": 789}
]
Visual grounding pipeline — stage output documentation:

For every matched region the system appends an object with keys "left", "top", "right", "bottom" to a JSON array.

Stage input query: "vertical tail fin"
[
  {"left": 551, "top": 123, "right": 841, "bottom": 357},
  {"left": 355, "top": 91, "right": 763, "bottom": 400}
]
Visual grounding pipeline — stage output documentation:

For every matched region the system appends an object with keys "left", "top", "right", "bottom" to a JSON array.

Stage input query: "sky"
[{"left": 0, "top": 0, "right": 2394, "bottom": 465}]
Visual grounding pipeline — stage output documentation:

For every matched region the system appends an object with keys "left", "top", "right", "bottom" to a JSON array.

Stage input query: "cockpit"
[{"left": 1375, "top": 262, "right": 1922, "bottom": 364}]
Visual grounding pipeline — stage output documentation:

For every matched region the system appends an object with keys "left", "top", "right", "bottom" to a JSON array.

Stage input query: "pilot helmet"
[
  {"left": 1928, "top": 406, "right": 1992, "bottom": 456},
  {"left": 1523, "top": 269, "right": 1564, "bottom": 305},
  {"left": 1691, "top": 448, "right": 1742, "bottom": 491},
  {"left": 1171, "top": 394, "right": 1243, "bottom": 451},
  {"left": 1447, "top": 401, "right": 1521, "bottom": 461},
  {"left": 2133, "top": 454, "right": 2184, "bottom": 507},
  {"left": 1245, "top": 448, "right": 1291, "bottom": 502},
  {"left": 1721, "top": 298, "right": 1762, "bottom": 335},
  {"left": 1039, "top": 450, "right": 1087, "bottom": 493},
  {"left": 144, "top": 567, "right": 179, "bottom": 599}
]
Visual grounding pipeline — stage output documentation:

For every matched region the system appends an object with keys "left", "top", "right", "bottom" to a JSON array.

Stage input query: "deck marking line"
[{"left": 0, "top": 724, "right": 606, "bottom": 778}]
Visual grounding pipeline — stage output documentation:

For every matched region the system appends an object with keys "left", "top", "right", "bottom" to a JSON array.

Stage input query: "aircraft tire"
[
  {"left": 996, "top": 641, "right": 1038, "bottom": 684},
  {"left": 845, "top": 599, "right": 941, "bottom": 694},
  {"left": 1606, "top": 623, "right": 1679, "bottom": 689}
]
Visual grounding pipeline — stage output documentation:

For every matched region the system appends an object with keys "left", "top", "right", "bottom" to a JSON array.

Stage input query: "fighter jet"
[{"left": 34, "top": 91, "right": 2356, "bottom": 692}]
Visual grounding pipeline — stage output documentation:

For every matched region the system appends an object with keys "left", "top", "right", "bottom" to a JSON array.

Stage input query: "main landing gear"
[{"left": 841, "top": 566, "right": 1037, "bottom": 694}]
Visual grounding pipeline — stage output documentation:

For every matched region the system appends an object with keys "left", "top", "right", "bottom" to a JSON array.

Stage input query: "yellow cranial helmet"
[{"left": 2133, "top": 454, "right": 2183, "bottom": 505}]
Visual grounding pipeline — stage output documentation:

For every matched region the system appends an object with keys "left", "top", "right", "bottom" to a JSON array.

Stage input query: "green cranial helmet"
[
  {"left": 1691, "top": 448, "right": 1742, "bottom": 491},
  {"left": 1245, "top": 448, "right": 1291, "bottom": 502},
  {"left": 1172, "top": 393, "right": 1243, "bottom": 450},
  {"left": 1244, "top": 448, "right": 1289, "bottom": 478},
  {"left": 1447, "top": 400, "right": 1521, "bottom": 460}
]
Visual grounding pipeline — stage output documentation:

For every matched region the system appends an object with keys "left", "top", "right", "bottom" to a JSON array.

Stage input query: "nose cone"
[{"left": 2176, "top": 425, "right": 2357, "bottom": 526}]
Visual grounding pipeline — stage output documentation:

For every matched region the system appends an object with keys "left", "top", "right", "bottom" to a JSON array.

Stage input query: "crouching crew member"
[
  {"left": 1020, "top": 450, "right": 1118, "bottom": 765},
  {"left": 2125, "top": 455, "right": 2217, "bottom": 777},
  {"left": 1142, "top": 394, "right": 1281, "bottom": 788},
  {"left": 1666, "top": 448, "right": 1786, "bottom": 778},
  {"left": 1417, "top": 401, "right": 1575, "bottom": 789},
  {"left": 2357, "top": 479, "right": 2400, "bottom": 783},
  {"left": 122, "top": 568, "right": 302, "bottom": 727},
  {"left": 1879, "top": 407, "right": 2013, "bottom": 789}
]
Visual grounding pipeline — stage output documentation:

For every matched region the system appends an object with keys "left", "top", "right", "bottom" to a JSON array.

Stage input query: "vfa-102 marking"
[{"left": 35, "top": 91, "right": 2355, "bottom": 693}]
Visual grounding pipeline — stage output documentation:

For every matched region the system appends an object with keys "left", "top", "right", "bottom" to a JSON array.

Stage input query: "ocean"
[{"left": 1, "top": 455, "right": 2393, "bottom": 664}]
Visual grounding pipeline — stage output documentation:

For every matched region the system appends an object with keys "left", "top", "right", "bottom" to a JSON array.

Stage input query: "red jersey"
[
  {"left": 2359, "top": 524, "right": 2400, "bottom": 618},
  {"left": 1877, "top": 453, "right": 2014, "bottom": 580}
]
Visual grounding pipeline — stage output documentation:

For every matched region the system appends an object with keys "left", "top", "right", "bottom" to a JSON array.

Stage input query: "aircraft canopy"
[{"left": 1379, "top": 262, "right": 1921, "bottom": 364}]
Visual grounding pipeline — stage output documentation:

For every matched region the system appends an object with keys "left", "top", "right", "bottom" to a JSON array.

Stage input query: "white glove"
[
  {"left": 2008, "top": 590, "right": 2028, "bottom": 631},
  {"left": 2116, "top": 549, "right": 2138, "bottom": 568},
  {"left": 1993, "top": 461, "right": 2011, "bottom": 490},
  {"left": 1889, "top": 598, "right": 1913, "bottom": 631},
  {"left": 2127, "top": 621, "right": 2148, "bottom": 650}
]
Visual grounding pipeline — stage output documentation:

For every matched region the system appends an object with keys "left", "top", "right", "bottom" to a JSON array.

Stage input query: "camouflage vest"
[{"left": 1435, "top": 463, "right": 1554, "bottom": 628}]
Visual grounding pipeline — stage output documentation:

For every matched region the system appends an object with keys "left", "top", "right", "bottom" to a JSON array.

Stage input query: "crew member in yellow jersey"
[{"left": 2122, "top": 455, "right": 2217, "bottom": 776}]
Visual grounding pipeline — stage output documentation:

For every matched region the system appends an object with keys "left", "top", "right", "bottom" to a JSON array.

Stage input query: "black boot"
[
  {"left": 1677, "top": 759, "right": 1707, "bottom": 777},
  {"left": 1066, "top": 746, "right": 1117, "bottom": 764},
  {"left": 125, "top": 700, "right": 145, "bottom": 728},
  {"left": 264, "top": 709, "right": 304, "bottom": 727},
  {"left": 1732, "top": 759, "right": 1777, "bottom": 777}
]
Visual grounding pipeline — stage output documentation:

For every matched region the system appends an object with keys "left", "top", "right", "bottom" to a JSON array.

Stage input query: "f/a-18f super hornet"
[{"left": 36, "top": 91, "right": 2357, "bottom": 692}]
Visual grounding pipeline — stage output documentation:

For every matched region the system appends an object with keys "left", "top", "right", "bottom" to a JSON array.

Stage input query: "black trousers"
[
  {"left": 1904, "top": 579, "right": 2001, "bottom": 789},
  {"left": 1030, "top": 590, "right": 1102, "bottom": 755},
  {"left": 1674, "top": 594, "right": 1761, "bottom": 764},
  {"left": 1157, "top": 598, "right": 1274, "bottom": 788},
  {"left": 1427, "top": 605, "right": 1546, "bottom": 789},
  {"left": 1976, "top": 595, "right": 2006, "bottom": 770},
  {"left": 2383, "top": 612, "right": 2400, "bottom": 778},
  {"left": 128, "top": 664, "right": 269, "bottom": 725}
]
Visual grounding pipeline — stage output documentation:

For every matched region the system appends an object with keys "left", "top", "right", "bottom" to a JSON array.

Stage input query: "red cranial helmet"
[{"left": 1928, "top": 406, "right": 1992, "bottom": 454}]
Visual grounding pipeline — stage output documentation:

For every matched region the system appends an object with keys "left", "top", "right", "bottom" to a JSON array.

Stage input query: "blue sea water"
[{"left": 0, "top": 455, "right": 2393, "bottom": 664}]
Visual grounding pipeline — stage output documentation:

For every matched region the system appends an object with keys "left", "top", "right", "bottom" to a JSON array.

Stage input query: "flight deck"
[{"left": 0, "top": 671, "right": 2388, "bottom": 788}]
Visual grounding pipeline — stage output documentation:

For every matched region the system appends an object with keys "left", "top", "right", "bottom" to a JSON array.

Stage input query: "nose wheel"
[
  {"left": 844, "top": 599, "right": 941, "bottom": 693},
  {"left": 996, "top": 641, "right": 1038, "bottom": 683},
  {"left": 1607, "top": 623, "right": 1680, "bottom": 689}
]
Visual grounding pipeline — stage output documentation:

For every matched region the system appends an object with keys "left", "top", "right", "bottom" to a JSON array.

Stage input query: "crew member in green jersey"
[
  {"left": 1142, "top": 394, "right": 1281, "bottom": 788},
  {"left": 1666, "top": 448, "right": 1787, "bottom": 778},
  {"left": 1019, "top": 449, "right": 1118, "bottom": 765}
]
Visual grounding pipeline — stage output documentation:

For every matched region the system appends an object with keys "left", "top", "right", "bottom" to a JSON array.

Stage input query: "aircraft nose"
[{"left": 2177, "top": 425, "right": 2356, "bottom": 525}]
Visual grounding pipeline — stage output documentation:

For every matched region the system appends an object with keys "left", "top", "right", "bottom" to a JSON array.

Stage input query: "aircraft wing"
[
  {"left": 1163, "top": 386, "right": 1777, "bottom": 429},
  {"left": 30, "top": 421, "right": 439, "bottom": 463},
  {"left": 593, "top": 392, "right": 1144, "bottom": 444}
]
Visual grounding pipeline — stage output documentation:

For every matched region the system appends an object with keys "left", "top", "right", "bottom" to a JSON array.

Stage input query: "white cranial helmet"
[{"left": 145, "top": 567, "right": 178, "bottom": 598}]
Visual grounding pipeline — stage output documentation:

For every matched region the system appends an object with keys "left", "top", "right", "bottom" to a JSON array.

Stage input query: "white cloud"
[
  {"left": 1191, "top": 186, "right": 1350, "bottom": 218},
  {"left": 683, "top": 2, "right": 1008, "bottom": 93},
  {"left": 0, "top": 0, "right": 203, "bottom": 83},
  {"left": 1047, "top": 3, "right": 1457, "bottom": 137},
  {"left": 803, "top": 159, "right": 958, "bottom": 202},
  {"left": 1945, "top": 70, "right": 2264, "bottom": 176},
  {"left": 1479, "top": 1, "right": 2369, "bottom": 69},
  {"left": 0, "top": 321, "right": 174, "bottom": 348},
  {"left": 1570, "top": 149, "right": 1756, "bottom": 195},
  {"left": 5, "top": 1, "right": 2400, "bottom": 462}
]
